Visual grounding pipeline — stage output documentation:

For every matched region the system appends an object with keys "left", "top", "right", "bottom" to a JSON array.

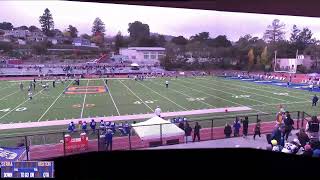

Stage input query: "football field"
[{"left": 0, "top": 76, "right": 318, "bottom": 136}]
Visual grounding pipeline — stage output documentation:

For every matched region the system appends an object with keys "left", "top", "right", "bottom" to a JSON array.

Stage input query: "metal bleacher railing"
[{"left": 0, "top": 111, "right": 310, "bottom": 161}]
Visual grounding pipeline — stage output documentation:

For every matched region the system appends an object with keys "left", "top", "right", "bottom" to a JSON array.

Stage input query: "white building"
[
  {"left": 119, "top": 47, "right": 165, "bottom": 64},
  {"left": 276, "top": 55, "right": 313, "bottom": 72}
]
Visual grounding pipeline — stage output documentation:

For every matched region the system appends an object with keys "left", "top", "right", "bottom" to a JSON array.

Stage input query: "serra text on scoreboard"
[{"left": 1, "top": 161, "right": 54, "bottom": 178}]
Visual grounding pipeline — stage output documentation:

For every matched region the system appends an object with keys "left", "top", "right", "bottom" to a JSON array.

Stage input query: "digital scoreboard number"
[{"left": 1, "top": 161, "right": 54, "bottom": 178}]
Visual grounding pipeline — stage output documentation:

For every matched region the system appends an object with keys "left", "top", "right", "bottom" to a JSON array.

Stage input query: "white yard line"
[
  {"left": 137, "top": 81, "right": 188, "bottom": 111},
  {"left": 217, "top": 77, "right": 308, "bottom": 101},
  {"left": 198, "top": 78, "right": 289, "bottom": 103},
  {"left": 0, "top": 89, "right": 45, "bottom": 120},
  {"left": 37, "top": 81, "right": 73, "bottom": 122},
  {"left": 171, "top": 80, "right": 268, "bottom": 114},
  {"left": 0, "top": 90, "right": 19, "bottom": 101},
  {"left": 148, "top": 80, "right": 216, "bottom": 108},
  {"left": 103, "top": 79, "right": 120, "bottom": 116},
  {"left": 118, "top": 80, "right": 154, "bottom": 112},
  {"left": 80, "top": 80, "right": 90, "bottom": 118},
  {"left": 179, "top": 79, "right": 268, "bottom": 105},
  {"left": 250, "top": 101, "right": 310, "bottom": 107}
]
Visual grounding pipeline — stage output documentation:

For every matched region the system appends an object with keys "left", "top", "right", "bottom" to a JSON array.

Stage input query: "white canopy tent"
[
  {"left": 132, "top": 116, "right": 184, "bottom": 141},
  {"left": 131, "top": 63, "right": 139, "bottom": 67}
]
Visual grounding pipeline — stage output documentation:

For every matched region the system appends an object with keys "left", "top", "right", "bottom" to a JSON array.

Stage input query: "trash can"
[{"left": 98, "top": 134, "right": 106, "bottom": 151}]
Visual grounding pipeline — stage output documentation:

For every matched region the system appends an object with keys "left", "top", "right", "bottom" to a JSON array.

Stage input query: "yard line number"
[
  {"left": 133, "top": 100, "right": 156, "bottom": 104},
  {"left": 232, "top": 95, "right": 251, "bottom": 99},
  {"left": 0, "top": 107, "right": 27, "bottom": 112},
  {"left": 186, "top": 97, "right": 206, "bottom": 101}
]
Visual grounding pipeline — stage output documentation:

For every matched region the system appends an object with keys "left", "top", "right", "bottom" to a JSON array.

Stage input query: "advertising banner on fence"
[{"left": 0, "top": 147, "right": 26, "bottom": 161}]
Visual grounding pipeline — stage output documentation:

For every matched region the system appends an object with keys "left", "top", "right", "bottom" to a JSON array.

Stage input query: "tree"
[
  {"left": 80, "top": 34, "right": 91, "bottom": 40},
  {"left": 91, "top": 34, "right": 104, "bottom": 47},
  {"left": 15, "top": 26, "right": 28, "bottom": 30},
  {"left": 128, "top": 21, "right": 150, "bottom": 42},
  {"left": 0, "top": 22, "right": 13, "bottom": 30},
  {"left": 32, "top": 42, "right": 47, "bottom": 55},
  {"left": 171, "top": 36, "right": 188, "bottom": 46},
  {"left": 0, "top": 42, "right": 14, "bottom": 53},
  {"left": 63, "top": 31, "right": 71, "bottom": 38},
  {"left": 114, "top": 31, "right": 125, "bottom": 54},
  {"left": 248, "top": 48, "right": 255, "bottom": 71},
  {"left": 67, "top": 25, "right": 78, "bottom": 38},
  {"left": 156, "top": 35, "right": 166, "bottom": 47},
  {"left": 290, "top": 25, "right": 300, "bottom": 43},
  {"left": 260, "top": 46, "right": 268, "bottom": 65},
  {"left": 263, "top": 19, "right": 286, "bottom": 43},
  {"left": 91, "top": 17, "right": 105, "bottom": 36},
  {"left": 29, "top": 25, "right": 40, "bottom": 32},
  {"left": 190, "top": 32, "right": 210, "bottom": 42},
  {"left": 207, "top": 35, "right": 232, "bottom": 47},
  {"left": 39, "top": 8, "right": 54, "bottom": 37}
]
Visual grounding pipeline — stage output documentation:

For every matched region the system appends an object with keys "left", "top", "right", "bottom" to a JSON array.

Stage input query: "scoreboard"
[{"left": 1, "top": 161, "right": 54, "bottom": 178}]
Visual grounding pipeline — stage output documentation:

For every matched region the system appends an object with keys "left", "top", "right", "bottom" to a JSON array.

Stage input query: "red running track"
[{"left": 29, "top": 120, "right": 302, "bottom": 160}]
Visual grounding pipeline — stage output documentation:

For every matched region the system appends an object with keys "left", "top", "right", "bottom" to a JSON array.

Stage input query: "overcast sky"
[{"left": 1, "top": 1, "right": 320, "bottom": 41}]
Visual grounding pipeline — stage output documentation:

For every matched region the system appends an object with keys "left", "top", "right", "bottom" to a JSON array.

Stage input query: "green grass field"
[{"left": 0, "top": 76, "right": 319, "bottom": 138}]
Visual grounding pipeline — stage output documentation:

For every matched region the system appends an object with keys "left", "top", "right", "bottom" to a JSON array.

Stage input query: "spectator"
[
  {"left": 306, "top": 116, "right": 320, "bottom": 141},
  {"left": 241, "top": 116, "right": 249, "bottom": 138},
  {"left": 296, "top": 129, "right": 310, "bottom": 147},
  {"left": 253, "top": 119, "right": 261, "bottom": 140},
  {"left": 105, "top": 129, "right": 113, "bottom": 151},
  {"left": 178, "top": 122, "right": 184, "bottom": 130},
  {"left": 90, "top": 119, "right": 96, "bottom": 133},
  {"left": 68, "top": 121, "right": 75, "bottom": 133},
  {"left": 302, "top": 144, "right": 313, "bottom": 157},
  {"left": 271, "top": 140, "right": 282, "bottom": 152},
  {"left": 81, "top": 121, "right": 87, "bottom": 133},
  {"left": 224, "top": 123, "right": 232, "bottom": 138},
  {"left": 124, "top": 121, "right": 130, "bottom": 135},
  {"left": 184, "top": 122, "right": 192, "bottom": 143},
  {"left": 312, "top": 148, "right": 320, "bottom": 157},
  {"left": 193, "top": 122, "right": 201, "bottom": 142},
  {"left": 155, "top": 106, "right": 161, "bottom": 117},
  {"left": 281, "top": 139, "right": 301, "bottom": 154},
  {"left": 284, "top": 111, "right": 294, "bottom": 141},
  {"left": 271, "top": 125, "right": 285, "bottom": 147},
  {"left": 312, "top": 94, "right": 318, "bottom": 106},
  {"left": 233, "top": 118, "right": 241, "bottom": 137},
  {"left": 99, "top": 120, "right": 105, "bottom": 133}
]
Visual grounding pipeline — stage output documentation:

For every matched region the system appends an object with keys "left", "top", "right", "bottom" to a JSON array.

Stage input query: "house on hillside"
[
  {"left": 27, "top": 30, "right": 46, "bottom": 42},
  {"left": 119, "top": 47, "right": 165, "bottom": 64},
  {"left": 72, "top": 37, "right": 91, "bottom": 47},
  {"left": 4, "top": 29, "right": 30, "bottom": 39},
  {"left": 47, "top": 37, "right": 58, "bottom": 45},
  {"left": 17, "top": 39, "right": 26, "bottom": 45}
]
